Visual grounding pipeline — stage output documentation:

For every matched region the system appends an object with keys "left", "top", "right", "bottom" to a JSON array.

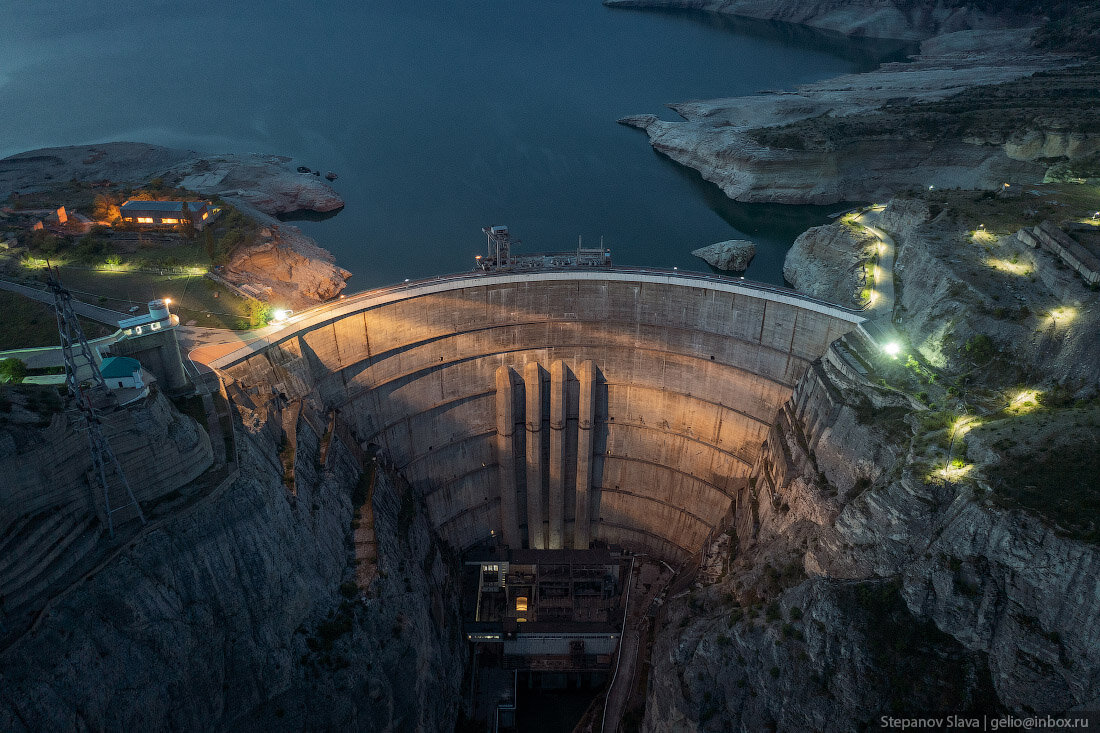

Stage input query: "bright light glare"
[
  {"left": 1048, "top": 306, "right": 1076, "bottom": 324},
  {"left": 953, "top": 416, "right": 979, "bottom": 436},
  {"left": 883, "top": 341, "right": 901, "bottom": 357},
  {"left": 934, "top": 462, "right": 973, "bottom": 482},
  {"left": 272, "top": 309, "right": 289, "bottom": 322},
  {"left": 1008, "top": 389, "right": 1042, "bottom": 413},
  {"left": 986, "top": 258, "right": 1032, "bottom": 276}
]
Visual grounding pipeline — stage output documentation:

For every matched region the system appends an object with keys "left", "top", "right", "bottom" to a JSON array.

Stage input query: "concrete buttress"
[
  {"left": 574, "top": 359, "right": 595, "bottom": 550},
  {"left": 548, "top": 360, "right": 567, "bottom": 549},
  {"left": 495, "top": 365, "right": 522, "bottom": 547},
  {"left": 524, "top": 361, "right": 546, "bottom": 549}
]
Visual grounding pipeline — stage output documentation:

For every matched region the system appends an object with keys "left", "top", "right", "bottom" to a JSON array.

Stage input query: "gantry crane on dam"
[{"left": 475, "top": 225, "right": 612, "bottom": 271}]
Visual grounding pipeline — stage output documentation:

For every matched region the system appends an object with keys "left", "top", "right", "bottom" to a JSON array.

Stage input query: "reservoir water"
[{"left": 0, "top": 2, "right": 913, "bottom": 288}]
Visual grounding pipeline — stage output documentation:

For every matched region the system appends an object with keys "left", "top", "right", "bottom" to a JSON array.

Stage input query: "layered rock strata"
[
  {"left": 604, "top": 0, "right": 1035, "bottom": 41},
  {"left": 0, "top": 395, "right": 463, "bottom": 731},
  {"left": 617, "top": 30, "right": 1066, "bottom": 205}
]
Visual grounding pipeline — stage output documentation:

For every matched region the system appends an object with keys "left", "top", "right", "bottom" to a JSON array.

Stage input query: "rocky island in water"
[{"left": 1, "top": 1, "right": 1099, "bottom": 731}]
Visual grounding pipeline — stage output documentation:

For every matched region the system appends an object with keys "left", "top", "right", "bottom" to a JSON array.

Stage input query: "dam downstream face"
[{"left": 217, "top": 271, "right": 861, "bottom": 562}]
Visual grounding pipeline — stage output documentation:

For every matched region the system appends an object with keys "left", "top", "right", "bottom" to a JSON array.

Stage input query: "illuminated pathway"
[{"left": 857, "top": 206, "right": 896, "bottom": 322}]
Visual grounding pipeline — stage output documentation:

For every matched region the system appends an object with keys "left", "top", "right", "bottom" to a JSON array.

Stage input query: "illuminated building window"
[
  {"left": 160, "top": 218, "right": 179, "bottom": 225},
  {"left": 137, "top": 217, "right": 154, "bottom": 224},
  {"left": 515, "top": 596, "right": 528, "bottom": 613},
  {"left": 202, "top": 211, "right": 209, "bottom": 220}
]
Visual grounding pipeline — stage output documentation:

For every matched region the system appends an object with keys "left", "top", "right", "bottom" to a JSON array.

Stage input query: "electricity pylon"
[{"left": 44, "top": 265, "right": 145, "bottom": 537}]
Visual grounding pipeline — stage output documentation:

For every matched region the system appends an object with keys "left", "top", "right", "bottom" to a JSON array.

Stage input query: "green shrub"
[{"left": 0, "top": 358, "right": 27, "bottom": 384}]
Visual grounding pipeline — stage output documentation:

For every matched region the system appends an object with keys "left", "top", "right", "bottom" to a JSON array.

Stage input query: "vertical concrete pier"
[
  {"left": 548, "top": 360, "right": 567, "bottom": 549},
  {"left": 495, "top": 366, "right": 522, "bottom": 548},
  {"left": 524, "top": 362, "right": 546, "bottom": 549},
  {"left": 574, "top": 359, "right": 595, "bottom": 550}
]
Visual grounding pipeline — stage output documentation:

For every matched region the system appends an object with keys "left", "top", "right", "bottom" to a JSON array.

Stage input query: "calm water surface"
[{"left": 0, "top": 2, "right": 913, "bottom": 288}]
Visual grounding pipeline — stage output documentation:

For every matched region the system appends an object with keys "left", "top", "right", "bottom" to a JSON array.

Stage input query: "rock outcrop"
[
  {"left": 0, "top": 389, "right": 215, "bottom": 651},
  {"left": 616, "top": 30, "right": 1065, "bottom": 205},
  {"left": 0, "top": 143, "right": 344, "bottom": 217},
  {"left": 884, "top": 198, "right": 1100, "bottom": 383},
  {"left": 783, "top": 221, "right": 876, "bottom": 305},
  {"left": 171, "top": 155, "right": 344, "bottom": 216},
  {"left": 0, "top": 395, "right": 463, "bottom": 731},
  {"left": 691, "top": 239, "right": 756, "bottom": 271},
  {"left": 641, "top": 186, "right": 1100, "bottom": 727},
  {"left": 222, "top": 204, "right": 352, "bottom": 308},
  {"left": 604, "top": 0, "right": 1036, "bottom": 41}
]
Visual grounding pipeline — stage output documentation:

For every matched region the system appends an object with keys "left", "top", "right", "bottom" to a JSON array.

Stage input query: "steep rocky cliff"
[
  {"left": 641, "top": 185, "right": 1100, "bottom": 727},
  {"left": 643, "top": 331, "right": 1100, "bottom": 729},
  {"left": 0, "top": 395, "right": 463, "bottom": 731}
]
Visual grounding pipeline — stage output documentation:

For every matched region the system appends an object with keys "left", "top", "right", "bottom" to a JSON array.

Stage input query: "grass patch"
[
  {"left": 0, "top": 289, "right": 113, "bottom": 350},
  {"left": 750, "top": 64, "right": 1100, "bottom": 173},
  {"left": 26, "top": 266, "right": 252, "bottom": 330},
  {"left": 985, "top": 416, "right": 1100, "bottom": 544}
]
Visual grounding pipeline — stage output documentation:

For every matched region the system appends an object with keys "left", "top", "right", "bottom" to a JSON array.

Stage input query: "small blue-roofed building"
[
  {"left": 100, "top": 356, "right": 144, "bottom": 390},
  {"left": 119, "top": 200, "right": 221, "bottom": 231}
]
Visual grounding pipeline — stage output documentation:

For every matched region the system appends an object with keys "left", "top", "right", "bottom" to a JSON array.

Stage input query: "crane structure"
[{"left": 44, "top": 266, "right": 146, "bottom": 538}]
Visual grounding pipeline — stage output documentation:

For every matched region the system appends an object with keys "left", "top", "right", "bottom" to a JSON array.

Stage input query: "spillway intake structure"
[{"left": 215, "top": 269, "right": 863, "bottom": 563}]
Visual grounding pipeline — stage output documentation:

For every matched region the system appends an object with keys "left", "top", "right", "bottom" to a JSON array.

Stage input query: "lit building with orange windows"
[{"left": 118, "top": 200, "right": 221, "bottom": 230}]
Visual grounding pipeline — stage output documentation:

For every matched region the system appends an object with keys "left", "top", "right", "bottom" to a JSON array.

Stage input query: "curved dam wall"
[{"left": 215, "top": 270, "right": 863, "bottom": 563}]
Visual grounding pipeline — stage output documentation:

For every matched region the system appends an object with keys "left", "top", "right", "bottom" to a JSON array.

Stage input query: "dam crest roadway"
[{"left": 210, "top": 268, "right": 864, "bottom": 563}]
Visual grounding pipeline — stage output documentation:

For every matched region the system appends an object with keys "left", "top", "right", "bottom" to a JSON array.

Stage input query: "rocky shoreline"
[
  {"left": 605, "top": 0, "right": 1043, "bottom": 40},
  {"left": 0, "top": 142, "right": 350, "bottom": 308},
  {"left": 616, "top": 26, "right": 1085, "bottom": 205}
]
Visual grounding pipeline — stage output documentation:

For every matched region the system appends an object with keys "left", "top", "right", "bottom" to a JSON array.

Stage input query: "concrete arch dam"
[{"left": 214, "top": 270, "right": 863, "bottom": 563}]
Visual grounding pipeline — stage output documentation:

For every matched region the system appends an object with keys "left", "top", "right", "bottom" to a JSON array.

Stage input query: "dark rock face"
[{"left": 0, "top": 399, "right": 463, "bottom": 731}]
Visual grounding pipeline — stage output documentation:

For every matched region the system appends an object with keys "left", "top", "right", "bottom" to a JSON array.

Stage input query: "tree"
[{"left": 0, "top": 358, "right": 27, "bottom": 384}]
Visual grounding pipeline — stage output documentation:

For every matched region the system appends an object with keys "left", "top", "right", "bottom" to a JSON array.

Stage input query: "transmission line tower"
[{"left": 45, "top": 265, "right": 146, "bottom": 538}]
